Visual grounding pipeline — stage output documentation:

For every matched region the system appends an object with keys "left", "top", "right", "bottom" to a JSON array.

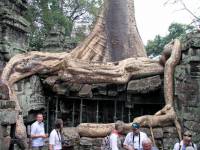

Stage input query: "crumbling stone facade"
[
  {"left": 0, "top": 0, "right": 29, "bottom": 61},
  {"left": 14, "top": 75, "right": 46, "bottom": 122},
  {"left": 0, "top": 0, "right": 29, "bottom": 149},
  {"left": 0, "top": 0, "right": 200, "bottom": 150},
  {"left": 174, "top": 32, "right": 200, "bottom": 146}
]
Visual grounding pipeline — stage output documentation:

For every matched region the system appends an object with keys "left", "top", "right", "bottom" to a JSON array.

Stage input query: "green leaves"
[
  {"left": 146, "top": 23, "right": 194, "bottom": 56},
  {"left": 26, "top": 0, "right": 102, "bottom": 50}
]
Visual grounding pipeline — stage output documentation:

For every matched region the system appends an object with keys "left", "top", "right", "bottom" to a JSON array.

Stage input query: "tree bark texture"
[
  {"left": 71, "top": 0, "right": 146, "bottom": 62},
  {"left": 77, "top": 40, "right": 182, "bottom": 140}
]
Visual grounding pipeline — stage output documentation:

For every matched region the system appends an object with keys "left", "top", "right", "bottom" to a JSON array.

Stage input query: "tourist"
[
  {"left": 142, "top": 138, "right": 158, "bottom": 150},
  {"left": 31, "top": 113, "right": 48, "bottom": 150},
  {"left": 49, "top": 119, "right": 64, "bottom": 150},
  {"left": 109, "top": 120, "right": 124, "bottom": 150},
  {"left": 173, "top": 131, "right": 197, "bottom": 150},
  {"left": 123, "top": 122, "right": 148, "bottom": 150}
]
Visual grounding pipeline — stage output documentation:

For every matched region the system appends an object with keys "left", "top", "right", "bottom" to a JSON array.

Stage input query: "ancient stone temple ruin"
[{"left": 0, "top": 0, "right": 200, "bottom": 150}]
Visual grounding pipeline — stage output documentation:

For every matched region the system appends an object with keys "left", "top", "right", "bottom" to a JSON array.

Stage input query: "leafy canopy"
[
  {"left": 146, "top": 23, "right": 193, "bottom": 56},
  {"left": 25, "top": 0, "right": 102, "bottom": 50}
]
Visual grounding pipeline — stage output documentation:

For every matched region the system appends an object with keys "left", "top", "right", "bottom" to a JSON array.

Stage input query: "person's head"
[
  {"left": 142, "top": 138, "right": 153, "bottom": 150},
  {"left": 55, "top": 119, "right": 63, "bottom": 130},
  {"left": 132, "top": 122, "right": 140, "bottom": 135},
  {"left": 115, "top": 120, "right": 124, "bottom": 133},
  {"left": 36, "top": 113, "right": 43, "bottom": 123},
  {"left": 183, "top": 131, "right": 192, "bottom": 146}
]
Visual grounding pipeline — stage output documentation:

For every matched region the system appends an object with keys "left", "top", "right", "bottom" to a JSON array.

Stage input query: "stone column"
[
  {"left": 0, "top": 100, "right": 17, "bottom": 150},
  {"left": 174, "top": 33, "right": 200, "bottom": 146},
  {"left": 0, "top": 0, "right": 29, "bottom": 61},
  {"left": 0, "top": 1, "right": 30, "bottom": 149}
]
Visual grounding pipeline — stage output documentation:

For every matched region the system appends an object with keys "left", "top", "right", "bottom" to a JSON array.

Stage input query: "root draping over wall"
[{"left": 1, "top": 0, "right": 183, "bottom": 148}]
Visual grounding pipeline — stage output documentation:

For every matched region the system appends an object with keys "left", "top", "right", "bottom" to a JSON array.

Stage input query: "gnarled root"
[
  {"left": 132, "top": 39, "right": 182, "bottom": 140},
  {"left": 133, "top": 104, "right": 175, "bottom": 127},
  {"left": 77, "top": 123, "right": 133, "bottom": 137},
  {"left": 15, "top": 115, "right": 28, "bottom": 149}
]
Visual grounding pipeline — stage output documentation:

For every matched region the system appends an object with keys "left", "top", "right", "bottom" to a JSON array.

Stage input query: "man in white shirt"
[
  {"left": 173, "top": 131, "right": 197, "bottom": 150},
  {"left": 49, "top": 119, "right": 63, "bottom": 150},
  {"left": 123, "top": 122, "right": 148, "bottom": 150},
  {"left": 31, "top": 113, "right": 48, "bottom": 150}
]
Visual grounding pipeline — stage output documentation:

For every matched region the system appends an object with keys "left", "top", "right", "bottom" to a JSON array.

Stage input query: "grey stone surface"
[
  {"left": 0, "top": 100, "right": 15, "bottom": 109},
  {"left": 14, "top": 75, "right": 46, "bottom": 119},
  {"left": 163, "top": 137, "right": 179, "bottom": 150},
  {"left": 0, "top": 109, "right": 17, "bottom": 125},
  {"left": 127, "top": 75, "right": 161, "bottom": 94},
  {"left": 163, "top": 127, "right": 178, "bottom": 138},
  {"left": 42, "top": 25, "right": 66, "bottom": 52},
  {"left": 0, "top": 0, "right": 29, "bottom": 61},
  {"left": 63, "top": 127, "right": 80, "bottom": 144},
  {"left": 152, "top": 128, "right": 163, "bottom": 139},
  {"left": 174, "top": 32, "right": 200, "bottom": 146},
  {"left": 79, "top": 137, "right": 103, "bottom": 150}
]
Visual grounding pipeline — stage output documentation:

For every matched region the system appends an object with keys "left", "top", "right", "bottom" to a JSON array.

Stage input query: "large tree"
[{"left": 2, "top": 0, "right": 182, "bottom": 148}]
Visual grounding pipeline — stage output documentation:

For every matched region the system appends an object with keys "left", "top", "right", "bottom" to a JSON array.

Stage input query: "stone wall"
[
  {"left": 0, "top": 1, "right": 30, "bottom": 149},
  {"left": 174, "top": 32, "right": 200, "bottom": 146},
  {"left": 0, "top": 0, "right": 29, "bottom": 61},
  {"left": 14, "top": 75, "right": 46, "bottom": 122},
  {"left": 0, "top": 100, "right": 17, "bottom": 150},
  {"left": 63, "top": 126, "right": 179, "bottom": 150}
]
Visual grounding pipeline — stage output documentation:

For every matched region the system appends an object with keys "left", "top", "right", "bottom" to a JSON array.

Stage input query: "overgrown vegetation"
[
  {"left": 146, "top": 23, "right": 194, "bottom": 56},
  {"left": 25, "top": 0, "right": 102, "bottom": 50},
  {"left": 146, "top": 0, "right": 200, "bottom": 56}
]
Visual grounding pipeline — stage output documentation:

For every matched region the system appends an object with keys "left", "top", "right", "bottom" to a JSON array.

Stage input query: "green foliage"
[
  {"left": 25, "top": 0, "right": 102, "bottom": 50},
  {"left": 146, "top": 23, "right": 194, "bottom": 56}
]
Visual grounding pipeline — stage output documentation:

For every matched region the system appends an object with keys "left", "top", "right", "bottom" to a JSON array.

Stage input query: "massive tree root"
[
  {"left": 1, "top": 52, "right": 163, "bottom": 148},
  {"left": 77, "top": 39, "right": 182, "bottom": 140},
  {"left": 134, "top": 39, "right": 182, "bottom": 140},
  {"left": 1, "top": 36, "right": 181, "bottom": 147}
]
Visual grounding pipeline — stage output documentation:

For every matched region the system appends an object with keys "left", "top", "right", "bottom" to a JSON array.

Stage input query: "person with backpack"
[
  {"left": 123, "top": 122, "right": 148, "bottom": 150},
  {"left": 173, "top": 131, "right": 197, "bottom": 150},
  {"left": 110, "top": 120, "right": 125, "bottom": 150},
  {"left": 101, "top": 120, "right": 124, "bottom": 150}
]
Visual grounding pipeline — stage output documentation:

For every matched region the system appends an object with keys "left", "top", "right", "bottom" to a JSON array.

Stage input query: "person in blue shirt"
[{"left": 31, "top": 113, "right": 48, "bottom": 150}]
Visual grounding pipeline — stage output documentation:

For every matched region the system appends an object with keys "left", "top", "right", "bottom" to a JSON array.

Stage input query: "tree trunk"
[{"left": 71, "top": 0, "right": 146, "bottom": 62}]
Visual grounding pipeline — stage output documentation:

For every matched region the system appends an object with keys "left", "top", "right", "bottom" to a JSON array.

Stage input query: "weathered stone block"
[
  {"left": 152, "top": 128, "right": 163, "bottom": 139},
  {"left": 163, "top": 138, "right": 179, "bottom": 150},
  {"left": 140, "top": 128, "right": 151, "bottom": 136},
  {"left": 15, "top": 75, "right": 46, "bottom": 117},
  {"left": 63, "top": 127, "right": 80, "bottom": 140},
  {"left": 80, "top": 137, "right": 93, "bottom": 146},
  {"left": 184, "top": 121, "right": 200, "bottom": 132},
  {"left": 0, "top": 100, "right": 15, "bottom": 109},
  {"left": 182, "top": 107, "right": 200, "bottom": 122},
  {"left": 127, "top": 75, "right": 161, "bottom": 94},
  {"left": 163, "top": 127, "right": 178, "bottom": 138},
  {"left": 80, "top": 137, "right": 103, "bottom": 148},
  {"left": 0, "top": 109, "right": 17, "bottom": 124}
]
